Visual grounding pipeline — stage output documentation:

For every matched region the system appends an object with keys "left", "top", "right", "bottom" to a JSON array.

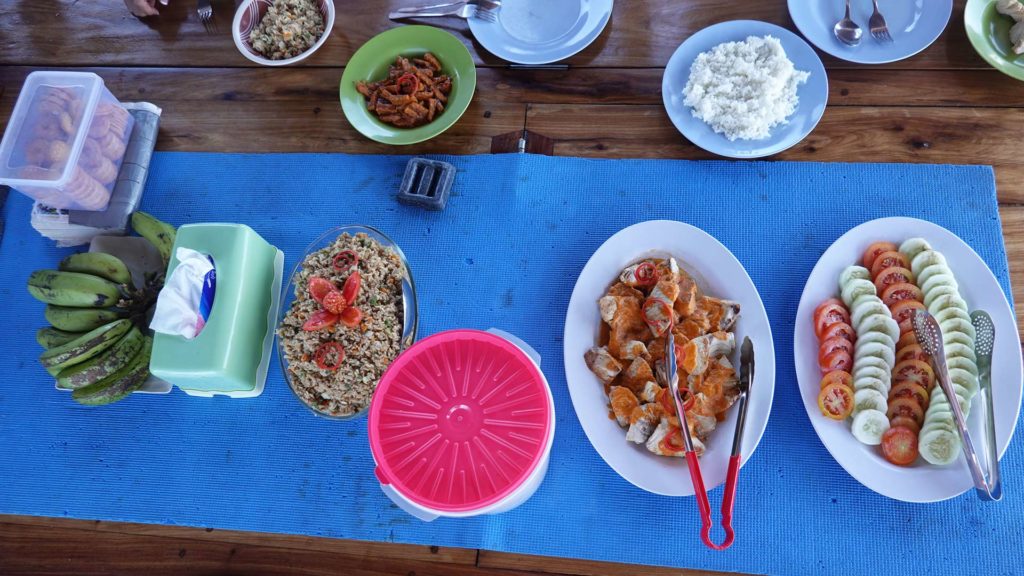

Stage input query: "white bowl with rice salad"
[
  {"left": 277, "top": 225, "right": 417, "bottom": 419},
  {"left": 233, "top": 0, "right": 335, "bottom": 66}
]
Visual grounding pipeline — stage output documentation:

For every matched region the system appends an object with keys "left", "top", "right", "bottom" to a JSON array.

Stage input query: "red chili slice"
[
  {"left": 341, "top": 271, "right": 362, "bottom": 305},
  {"left": 642, "top": 298, "right": 673, "bottom": 337},
  {"left": 314, "top": 341, "right": 345, "bottom": 371},
  {"left": 333, "top": 250, "right": 360, "bottom": 271},
  {"left": 635, "top": 262, "right": 659, "bottom": 287},
  {"left": 396, "top": 73, "right": 419, "bottom": 95},
  {"left": 659, "top": 426, "right": 687, "bottom": 455}
]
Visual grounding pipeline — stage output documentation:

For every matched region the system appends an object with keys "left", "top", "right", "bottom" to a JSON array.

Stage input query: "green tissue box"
[{"left": 149, "top": 223, "right": 283, "bottom": 398}]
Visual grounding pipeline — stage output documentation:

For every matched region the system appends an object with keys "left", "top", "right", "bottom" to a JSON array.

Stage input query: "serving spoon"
[{"left": 833, "top": 0, "right": 863, "bottom": 47}]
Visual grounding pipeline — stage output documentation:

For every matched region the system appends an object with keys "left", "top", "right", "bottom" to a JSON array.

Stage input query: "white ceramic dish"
[
  {"left": 794, "top": 217, "right": 1022, "bottom": 502},
  {"left": 232, "top": 0, "right": 335, "bottom": 66},
  {"left": 563, "top": 220, "right": 776, "bottom": 497},
  {"left": 468, "top": 0, "right": 613, "bottom": 64}
]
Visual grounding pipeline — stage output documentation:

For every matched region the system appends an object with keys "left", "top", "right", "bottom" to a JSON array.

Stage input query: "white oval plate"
[
  {"left": 795, "top": 217, "right": 1023, "bottom": 502},
  {"left": 563, "top": 220, "right": 776, "bottom": 496},
  {"left": 468, "top": 0, "right": 613, "bottom": 65}
]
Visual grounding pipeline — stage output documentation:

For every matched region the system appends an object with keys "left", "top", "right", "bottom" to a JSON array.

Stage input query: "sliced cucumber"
[
  {"left": 853, "top": 375, "right": 889, "bottom": 395},
  {"left": 854, "top": 340, "right": 896, "bottom": 368},
  {"left": 842, "top": 279, "right": 877, "bottom": 308},
  {"left": 939, "top": 318, "right": 976, "bottom": 340},
  {"left": 853, "top": 388, "right": 888, "bottom": 414},
  {"left": 858, "top": 314, "right": 900, "bottom": 344},
  {"left": 839, "top": 266, "right": 871, "bottom": 291},
  {"left": 921, "top": 421, "right": 956, "bottom": 437},
  {"left": 855, "top": 331, "right": 896, "bottom": 354},
  {"left": 851, "top": 297, "right": 889, "bottom": 329},
  {"left": 943, "top": 331, "right": 974, "bottom": 349},
  {"left": 899, "top": 238, "right": 932, "bottom": 262},
  {"left": 911, "top": 250, "right": 948, "bottom": 278},
  {"left": 928, "top": 293, "right": 969, "bottom": 316},
  {"left": 933, "top": 306, "right": 971, "bottom": 326},
  {"left": 851, "top": 409, "right": 890, "bottom": 445},
  {"left": 921, "top": 274, "right": 959, "bottom": 297},
  {"left": 925, "top": 402, "right": 952, "bottom": 419},
  {"left": 916, "top": 263, "right": 954, "bottom": 288},
  {"left": 919, "top": 429, "right": 961, "bottom": 465},
  {"left": 946, "top": 356, "right": 979, "bottom": 377},
  {"left": 853, "top": 365, "right": 891, "bottom": 386},
  {"left": 944, "top": 342, "right": 977, "bottom": 363},
  {"left": 948, "top": 368, "right": 979, "bottom": 397}
]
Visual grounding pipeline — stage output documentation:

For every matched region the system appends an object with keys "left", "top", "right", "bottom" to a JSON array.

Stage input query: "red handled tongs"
[{"left": 665, "top": 335, "right": 753, "bottom": 551}]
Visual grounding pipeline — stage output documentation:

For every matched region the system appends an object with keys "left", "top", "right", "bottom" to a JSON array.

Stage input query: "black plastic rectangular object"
[{"left": 397, "top": 158, "right": 454, "bottom": 211}]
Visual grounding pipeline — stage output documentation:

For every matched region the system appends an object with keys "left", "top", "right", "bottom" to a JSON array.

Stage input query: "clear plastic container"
[{"left": 0, "top": 71, "right": 135, "bottom": 211}]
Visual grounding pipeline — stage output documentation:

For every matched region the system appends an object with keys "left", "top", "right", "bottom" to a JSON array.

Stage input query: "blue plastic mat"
[{"left": 0, "top": 153, "right": 1019, "bottom": 576}]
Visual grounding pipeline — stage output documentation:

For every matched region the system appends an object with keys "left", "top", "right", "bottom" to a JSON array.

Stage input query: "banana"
[
  {"left": 73, "top": 337, "right": 152, "bottom": 406},
  {"left": 36, "top": 327, "right": 85, "bottom": 349},
  {"left": 56, "top": 326, "right": 144, "bottom": 390},
  {"left": 39, "top": 319, "right": 132, "bottom": 372},
  {"left": 45, "top": 305, "right": 125, "bottom": 332},
  {"left": 59, "top": 252, "right": 132, "bottom": 285},
  {"left": 131, "top": 211, "right": 176, "bottom": 266},
  {"left": 28, "top": 270, "right": 123, "bottom": 308}
]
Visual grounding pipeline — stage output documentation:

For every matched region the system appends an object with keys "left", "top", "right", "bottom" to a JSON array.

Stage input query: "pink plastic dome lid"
[{"left": 368, "top": 329, "right": 553, "bottom": 512}]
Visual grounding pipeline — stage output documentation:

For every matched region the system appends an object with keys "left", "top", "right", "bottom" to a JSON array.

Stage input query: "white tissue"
[{"left": 150, "top": 248, "right": 214, "bottom": 339}]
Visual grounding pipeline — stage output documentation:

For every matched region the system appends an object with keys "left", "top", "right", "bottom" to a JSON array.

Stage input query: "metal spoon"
[{"left": 833, "top": 0, "right": 863, "bottom": 47}]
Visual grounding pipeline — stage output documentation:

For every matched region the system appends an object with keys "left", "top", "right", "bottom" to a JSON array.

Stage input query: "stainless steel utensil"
[
  {"left": 389, "top": 0, "right": 500, "bottom": 23},
  {"left": 868, "top": 0, "right": 893, "bottom": 43},
  {"left": 197, "top": 0, "right": 215, "bottom": 32},
  {"left": 833, "top": 0, "right": 863, "bottom": 46},
  {"left": 971, "top": 310, "right": 1003, "bottom": 500},
  {"left": 913, "top": 310, "right": 1000, "bottom": 500}
]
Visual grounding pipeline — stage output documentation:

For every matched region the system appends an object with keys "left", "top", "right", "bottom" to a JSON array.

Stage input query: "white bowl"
[{"left": 232, "top": 0, "right": 335, "bottom": 67}]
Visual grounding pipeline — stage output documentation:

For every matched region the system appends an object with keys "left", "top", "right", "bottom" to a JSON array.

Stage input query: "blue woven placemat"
[{"left": 0, "top": 153, "right": 1019, "bottom": 576}]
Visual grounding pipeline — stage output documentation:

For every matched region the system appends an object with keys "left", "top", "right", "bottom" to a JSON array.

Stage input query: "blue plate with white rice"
[{"left": 662, "top": 20, "right": 828, "bottom": 159}]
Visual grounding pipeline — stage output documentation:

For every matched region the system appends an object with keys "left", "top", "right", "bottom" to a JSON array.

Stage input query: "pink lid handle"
[{"left": 685, "top": 451, "right": 735, "bottom": 551}]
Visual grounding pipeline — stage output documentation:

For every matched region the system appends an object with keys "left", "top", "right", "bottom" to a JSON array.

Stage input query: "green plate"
[
  {"left": 965, "top": 0, "right": 1024, "bottom": 81},
  {"left": 340, "top": 26, "right": 477, "bottom": 145}
]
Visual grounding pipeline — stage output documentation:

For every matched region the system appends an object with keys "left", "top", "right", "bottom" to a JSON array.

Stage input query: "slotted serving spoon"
[
  {"left": 971, "top": 310, "right": 1002, "bottom": 500},
  {"left": 913, "top": 309, "right": 1001, "bottom": 501}
]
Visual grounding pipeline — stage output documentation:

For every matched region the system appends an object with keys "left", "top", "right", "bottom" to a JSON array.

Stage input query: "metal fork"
[
  {"left": 868, "top": 0, "right": 892, "bottom": 43},
  {"left": 197, "top": 0, "right": 215, "bottom": 32},
  {"left": 389, "top": 0, "right": 501, "bottom": 23}
]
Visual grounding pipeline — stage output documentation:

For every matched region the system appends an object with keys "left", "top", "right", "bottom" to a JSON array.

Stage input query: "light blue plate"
[
  {"left": 789, "top": 0, "right": 953, "bottom": 64},
  {"left": 467, "top": 0, "right": 613, "bottom": 64},
  {"left": 662, "top": 20, "right": 828, "bottom": 159}
]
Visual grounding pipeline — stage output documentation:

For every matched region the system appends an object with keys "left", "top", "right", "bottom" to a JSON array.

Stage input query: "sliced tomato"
[
  {"left": 890, "top": 381, "right": 929, "bottom": 407},
  {"left": 322, "top": 290, "right": 348, "bottom": 315},
  {"left": 893, "top": 359, "right": 935, "bottom": 390},
  {"left": 341, "top": 271, "right": 362, "bottom": 306},
  {"left": 814, "top": 300, "right": 851, "bottom": 338},
  {"left": 821, "top": 350, "right": 853, "bottom": 374},
  {"left": 870, "top": 251, "right": 910, "bottom": 279},
  {"left": 863, "top": 241, "right": 899, "bottom": 271},
  {"left": 882, "top": 282, "right": 924, "bottom": 307},
  {"left": 887, "top": 396, "right": 925, "bottom": 426},
  {"left": 820, "top": 370, "right": 852, "bottom": 390},
  {"left": 896, "top": 344, "right": 930, "bottom": 364},
  {"left": 874, "top": 267, "right": 914, "bottom": 292},
  {"left": 898, "top": 319, "right": 915, "bottom": 336},
  {"left": 818, "top": 383, "right": 854, "bottom": 420},
  {"left": 896, "top": 331, "right": 919, "bottom": 350},
  {"left": 302, "top": 309, "right": 339, "bottom": 331},
  {"left": 889, "top": 415, "right": 921, "bottom": 436},
  {"left": 340, "top": 306, "right": 363, "bottom": 328},
  {"left": 821, "top": 321, "right": 856, "bottom": 344},
  {"left": 882, "top": 426, "right": 919, "bottom": 466},
  {"left": 308, "top": 277, "right": 335, "bottom": 305},
  {"left": 890, "top": 299, "right": 926, "bottom": 325},
  {"left": 819, "top": 338, "right": 854, "bottom": 371}
]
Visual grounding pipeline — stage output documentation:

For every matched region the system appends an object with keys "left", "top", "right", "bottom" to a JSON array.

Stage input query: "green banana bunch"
[
  {"left": 45, "top": 305, "right": 125, "bottom": 332},
  {"left": 131, "top": 211, "right": 176, "bottom": 267},
  {"left": 56, "top": 326, "right": 144, "bottom": 390},
  {"left": 39, "top": 319, "right": 132, "bottom": 373},
  {"left": 28, "top": 270, "right": 124, "bottom": 308},
  {"left": 59, "top": 252, "right": 133, "bottom": 285},
  {"left": 73, "top": 337, "right": 152, "bottom": 406},
  {"left": 36, "top": 327, "right": 85, "bottom": 349}
]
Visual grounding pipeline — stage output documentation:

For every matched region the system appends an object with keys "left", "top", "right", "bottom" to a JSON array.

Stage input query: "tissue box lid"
[{"left": 149, "top": 223, "right": 279, "bottom": 395}]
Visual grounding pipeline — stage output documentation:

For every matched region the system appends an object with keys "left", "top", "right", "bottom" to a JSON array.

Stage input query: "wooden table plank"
[
  {"left": 478, "top": 550, "right": 728, "bottom": 576},
  {"left": 0, "top": 0, "right": 989, "bottom": 69},
  {"left": 524, "top": 103, "right": 1024, "bottom": 204}
]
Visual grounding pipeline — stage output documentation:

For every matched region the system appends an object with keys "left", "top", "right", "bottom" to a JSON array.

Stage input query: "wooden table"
[{"left": 2, "top": 1, "right": 1022, "bottom": 574}]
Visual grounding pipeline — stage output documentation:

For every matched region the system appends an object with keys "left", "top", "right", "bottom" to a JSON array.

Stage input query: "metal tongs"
[
  {"left": 664, "top": 335, "right": 754, "bottom": 550},
  {"left": 913, "top": 310, "right": 1002, "bottom": 501}
]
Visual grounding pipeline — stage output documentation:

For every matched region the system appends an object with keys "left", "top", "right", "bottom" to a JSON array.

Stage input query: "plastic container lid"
[{"left": 369, "top": 329, "right": 553, "bottom": 512}]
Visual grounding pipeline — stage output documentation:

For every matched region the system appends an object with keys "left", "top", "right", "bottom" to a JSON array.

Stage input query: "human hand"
[{"left": 124, "top": 0, "right": 168, "bottom": 17}]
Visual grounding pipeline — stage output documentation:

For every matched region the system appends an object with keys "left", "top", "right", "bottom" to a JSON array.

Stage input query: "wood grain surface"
[{"left": 1, "top": 0, "right": 1022, "bottom": 574}]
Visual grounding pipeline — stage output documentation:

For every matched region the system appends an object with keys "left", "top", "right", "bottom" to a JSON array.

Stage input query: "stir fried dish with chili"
[
  {"left": 355, "top": 53, "right": 453, "bottom": 129},
  {"left": 584, "top": 257, "right": 743, "bottom": 457}
]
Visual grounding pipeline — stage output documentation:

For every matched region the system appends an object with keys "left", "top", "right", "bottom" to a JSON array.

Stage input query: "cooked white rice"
[{"left": 682, "top": 35, "right": 810, "bottom": 141}]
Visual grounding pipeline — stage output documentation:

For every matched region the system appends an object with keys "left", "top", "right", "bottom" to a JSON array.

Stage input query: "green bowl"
[
  {"left": 965, "top": 0, "right": 1024, "bottom": 81},
  {"left": 340, "top": 26, "right": 477, "bottom": 145}
]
